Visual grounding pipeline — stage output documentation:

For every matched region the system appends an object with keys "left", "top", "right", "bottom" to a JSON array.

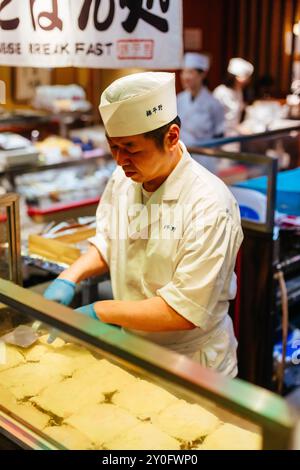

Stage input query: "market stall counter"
[{"left": 0, "top": 279, "right": 296, "bottom": 450}]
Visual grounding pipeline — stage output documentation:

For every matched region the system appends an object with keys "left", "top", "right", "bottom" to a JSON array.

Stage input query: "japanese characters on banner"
[{"left": 0, "top": 0, "right": 183, "bottom": 69}]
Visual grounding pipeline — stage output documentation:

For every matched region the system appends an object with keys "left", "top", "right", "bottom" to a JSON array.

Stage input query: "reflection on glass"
[
  {"left": 0, "top": 304, "right": 263, "bottom": 450},
  {"left": 0, "top": 207, "right": 9, "bottom": 280}
]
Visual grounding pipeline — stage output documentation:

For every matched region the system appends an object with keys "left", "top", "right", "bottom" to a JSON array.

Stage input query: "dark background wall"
[{"left": 183, "top": 0, "right": 300, "bottom": 96}]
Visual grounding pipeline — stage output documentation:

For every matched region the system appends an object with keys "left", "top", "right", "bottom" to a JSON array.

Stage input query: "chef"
[
  {"left": 213, "top": 58, "right": 254, "bottom": 136},
  {"left": 44, "top": 72, "right": 243, "bottom": 377},
  {"left": 177, "top": 52, "right": 225, "bottom": 172}
]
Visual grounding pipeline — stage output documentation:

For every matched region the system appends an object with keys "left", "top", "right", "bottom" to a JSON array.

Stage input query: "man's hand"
[
  {"left": 75, "top": 303, "right": 98, "bottom": 320},
  {"left": 44, "top": 278, "right": 76, "bottom": 306}
]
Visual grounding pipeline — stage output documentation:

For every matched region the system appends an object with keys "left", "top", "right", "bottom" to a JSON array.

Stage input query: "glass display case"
[
  {"left": 0, "top": 194, "right": 22, "bottom": 286},
  {"left": 187, "top": 131, "right": 300, "bottom": 391},
  {"left": 238, "top": 125, "right": 300, "bottom": 170},
  {"left": 198, "top": 124, "right": 300, "bottom": 171},
  {"left": 0, "top": 279, "right": 296, "bottom": 450}
]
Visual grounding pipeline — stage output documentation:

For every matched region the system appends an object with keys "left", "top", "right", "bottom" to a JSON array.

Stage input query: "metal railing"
[{"left": 191, "top": 124, "right": 300, "bottom": 148}]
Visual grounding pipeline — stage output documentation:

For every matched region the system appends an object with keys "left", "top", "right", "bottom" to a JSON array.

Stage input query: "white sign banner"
[{"left": 0, "top": 0, "right": 183, "bottom": 69}]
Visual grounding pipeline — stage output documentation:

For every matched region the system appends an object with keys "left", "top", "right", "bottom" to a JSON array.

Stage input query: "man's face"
[
  {"left": 180, "top": 68, "right": 204, "bottom": 91},
  {"left": 107, "top": 133, "right": 168, "bottom": 184},
  {"left": 236, "top": 76, "right": 251, "bottom": 87}
]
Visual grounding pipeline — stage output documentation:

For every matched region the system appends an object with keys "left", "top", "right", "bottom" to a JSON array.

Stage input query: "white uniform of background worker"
[
  {"left": 177, "top": 53, "right": 225, "bottom": 173},
  {"left": 213, "top": 58, "right": 254, "bottom": 137},
  {"left": 44, "top": 72, "right": 243, "bottom": 377}
]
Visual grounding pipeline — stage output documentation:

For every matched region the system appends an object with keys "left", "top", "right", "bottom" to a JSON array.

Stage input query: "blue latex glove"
[
  {"left": 75, "top": 303, "right": 98, "bottom": 320},
  {"left": 48, "top": 304, "right": 98, "bottom": 345},
  {"left": 44, "top": 278, "right": 76, "bottom": 306}
]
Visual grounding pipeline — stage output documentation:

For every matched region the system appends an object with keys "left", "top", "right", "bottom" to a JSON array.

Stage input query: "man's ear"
[{"left": 164, "top": 124, "right": 180, "bottom": 151}]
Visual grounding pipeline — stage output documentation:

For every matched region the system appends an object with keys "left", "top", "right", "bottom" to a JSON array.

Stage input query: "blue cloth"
[
  {"left": 75, "top": 303, "right": 98, "bottom": 320},
  {"left": 235, "top": 168, "right": 300, "bottom": 216},
  {"left": 44, "top": 278, "right": 76, "bottom": 306},
  {"left": 273, "top": 329, "right": 300, "bottom": 364}
]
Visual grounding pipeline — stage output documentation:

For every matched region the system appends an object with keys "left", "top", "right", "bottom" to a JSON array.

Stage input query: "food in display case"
[
  {"left": 197, "top": 423, "right": 261, "bottom": 450},
  {"left": 17, "top": 167, "right": 109, "bottom": 207},
  {"left": 152, "top": 401, "right": 220, "bottom": 442},
  {"left": 70, "top": 126, "right": 109, "bottom": 154},
  {"left": 28, "top": 218, "right": 96, "bottom": 264},
  {"left": 31, "top": 376, "right": 105, "bottom": 419},
  {"left": 16, "top": 161, "right": 114, "bottom": 224},
  {"left": 43, "top": 425, "right": 94, "bottom": 451},
  {"left": 0, "top": 133, "right": 40, "bottom": 169},
  {"left": 33, "top": 85, "right": 91, "bottom": 114},
  {"left": 0, "top": 390, "right": 50, "bottom": 431},
  {"left": 0, "top": 333, "right": 262, "bottom": 450},
  {"left": 0, "top": 281, "right": 295, "bottom": 450},
  {"left": 105, "top": 422, "right": 180, "bottom": 451},
  {"left": 112, "top": 379, "right": 179, "bottom": 419},
  {"left": 0, "top": 362, "right": 65, "bottom": 400},
  {"left": 66, "top": 404, "right": 140, "bottom": 447},
  {"left": 0, "top": 345, "right": 25, "bottom": 372},
  {"left": 34, "top": 136, "right": 82, "bottom": 160}
]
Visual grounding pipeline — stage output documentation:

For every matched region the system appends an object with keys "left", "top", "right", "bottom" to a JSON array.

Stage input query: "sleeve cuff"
[
  {"left": 88, "top": 234, "right": 109, "bottom": 265},
  {"left": 157, "top": 282, "right": 214, "bottom": 331}
]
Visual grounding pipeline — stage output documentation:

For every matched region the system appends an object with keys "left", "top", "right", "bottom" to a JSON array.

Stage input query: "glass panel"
[
  {"left": 0, "top": 303, "right": 264, "bottom": 450},
  {"left": 0, "top": 206, "right": 9, "bottom": 281},
  {"left": 15, "top": 161, "right": 114, "bottom": 212},
  {"left": 189, "top": 149, "right": 271, "bottom": 226},
  {"left": 192, "top": 128, "right": 300, "bottom": 229},
  {"left": 240, "top": 130, "right": 300, "bottom": 170}
]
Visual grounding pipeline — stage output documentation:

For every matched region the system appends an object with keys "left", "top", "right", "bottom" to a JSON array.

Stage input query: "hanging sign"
[{"left": 0, "top": 0, "right": 183, "bottom": 68}]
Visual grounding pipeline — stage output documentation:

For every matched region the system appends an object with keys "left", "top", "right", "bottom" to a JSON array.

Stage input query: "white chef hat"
[
  {"left": 183, "top": 52, "right": 210, "bottom": 71},
  {"left": 99, "top": 72, "right": 177, "bottom": 137},
  {"left": 227, "top": 58, "right": 254, "bottom": 79}
]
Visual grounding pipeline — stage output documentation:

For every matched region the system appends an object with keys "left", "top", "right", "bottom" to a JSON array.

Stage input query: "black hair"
[
  {"left": 143, "top": 115, "right": 181, "bottom": 149},
  {"left": 196, "top": 69, "right": 209, "bottom": 87},
  {"left": 254, "top": 74, "right": 275, "bottom": 99},
  {"left": 223, "top": 72, "right": 237, "bottom": 89}
]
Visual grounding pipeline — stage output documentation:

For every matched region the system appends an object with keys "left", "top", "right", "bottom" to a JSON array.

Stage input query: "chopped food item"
[
  {"left": 31, "top": 377, "right": 105, "bottom": 418},
  {"left": 105, "top": 422, "right": 180, "bottom": 450},
  {"left": 0, "top": 384, "right": 17, "bottom": 409},
  {"left": 0, "top": 344, "right": 25, "bottom": 372},
  {"left": 66, "top": 404, "right": 139, "bottom": 447},
  {"left": 113, "top": 379, "right": 178, "bottom": 419},
  {"left": 198, "top": 423, "right": 262, "bottom": 450},
  {"left": 44, "top": 425, "right": 94, "bottom": 450},
  {"left": 73, "top": 360, "right": 136, "bottom": 394},
  {"left": 0, "top": 363, "right": 64, "bottom": 399},
  {"left": 152, "top": 400, "right": 219, "bottom": 442},
  {"left": 7, "top": 403, "right": 50, "bottom": 430},
  {"left": 23, "top": 345, "right": 50, "bottom": 362},
  {"left": 0, "top": 385, "right": 49, "bottom": 430},
  {"left": 38, "top": 345, "right": 98, "bottom": 376}
]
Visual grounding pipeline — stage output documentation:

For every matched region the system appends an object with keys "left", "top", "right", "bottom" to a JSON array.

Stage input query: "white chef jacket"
[
  {"left": 177, "top": 87, "right": 224, "bottom": 173},
  {"left": 213, "top": 85, "right": 244, "bottom": 136},
  {"left": 177, "top": 87, "right": 225, "bottom": 144},
  {"left": 89, "top": 142, "right": 243, "bottom": 377}
]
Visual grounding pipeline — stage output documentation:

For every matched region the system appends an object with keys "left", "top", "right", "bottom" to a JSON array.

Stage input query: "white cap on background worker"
[
  {"left": 227, "top": 58, "right": 254, "bottom": 80},
  {"left": 183, "top": 52, "right": 210, "bottom": 72}
]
